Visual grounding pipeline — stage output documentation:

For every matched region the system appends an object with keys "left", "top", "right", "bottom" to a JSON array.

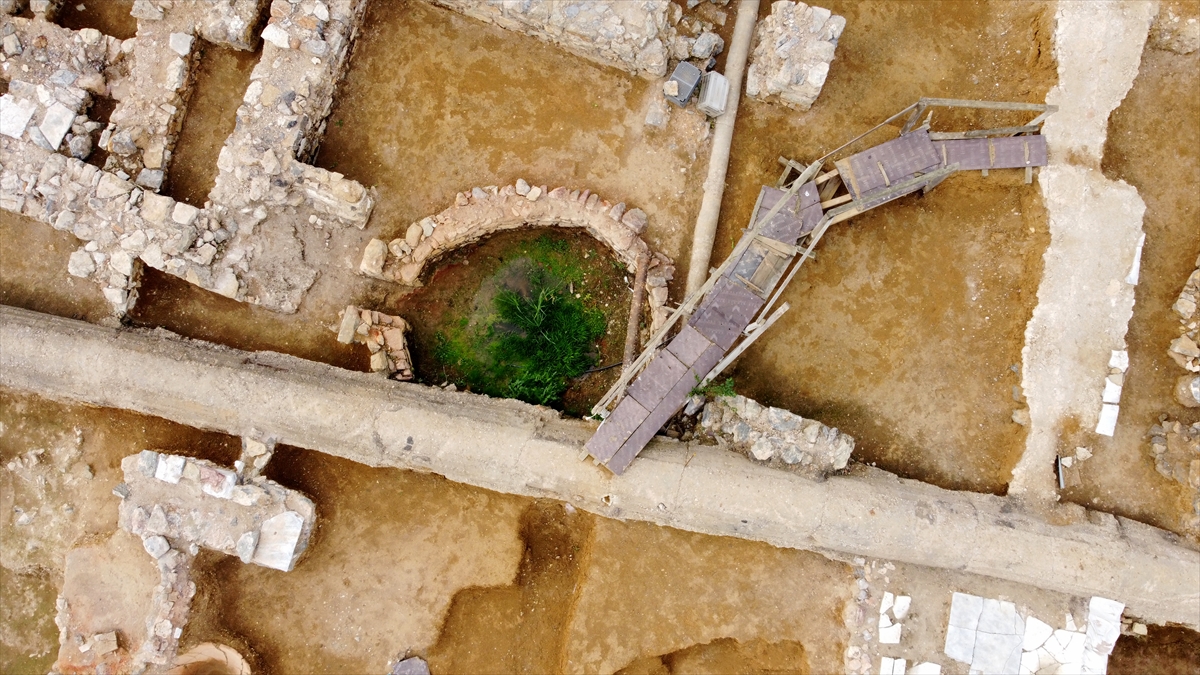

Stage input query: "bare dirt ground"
[
  {"left": 723, "top": 0, "right": 1057, "bottom": 494},
  {"left": 3, "top": 1, "right": 1199, "bottom": 673},
  {"left": 165, "top": 42, "right": 261, "bottom": 208},
  {"left": 315, "top": 0, "right": 710, "bottom": 269},
  {"left": 1059, "top": 26, "right": 1200, "bottom": 536},
  {"left": 0, "top": 390, "right": 238, "bottom": 673}
]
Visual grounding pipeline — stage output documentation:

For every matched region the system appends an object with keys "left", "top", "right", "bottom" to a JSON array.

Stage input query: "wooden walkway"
[
  {"left": 587, "top": 182, "right": 820, "bottom": 474},
  {"left": 587, "top": 97, "right": 1055, "bottom": 475}
]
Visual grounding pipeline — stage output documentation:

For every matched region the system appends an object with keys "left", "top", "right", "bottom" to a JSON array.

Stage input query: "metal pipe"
[{"left": 685, "top": 0, "right": 761, "bottom": 293}]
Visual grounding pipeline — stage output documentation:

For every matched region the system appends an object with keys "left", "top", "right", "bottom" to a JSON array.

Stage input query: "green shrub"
[
  {"left": 492, "top": 273, "right": 606, "bottom": 405},
  {"left": 692, "top": 377, "right": 736, "bottom": 398}
]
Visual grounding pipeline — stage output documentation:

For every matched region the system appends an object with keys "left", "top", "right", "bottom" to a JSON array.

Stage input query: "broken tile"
[
  {"left": 893, "top": 595, "right": 912, "bottom": 620},
  {"left": 949, "top": 592, "right": 985, "bottom": 630},
  {"left": 945, "top": 624, "right": 976, "bottom": 664},
  {"left": 1023, "top": 616, "right": 1054, "bottom": 651},
  {"left": 879, "top": 622, "right": 902, "bottom": 644}
]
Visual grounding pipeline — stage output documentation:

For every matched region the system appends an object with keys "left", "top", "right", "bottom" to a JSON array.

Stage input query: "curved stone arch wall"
[{"left": 360, "top": 182, "right": 676, "bottom": 334}]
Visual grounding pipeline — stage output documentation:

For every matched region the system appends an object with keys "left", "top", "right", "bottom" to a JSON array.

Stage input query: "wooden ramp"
[
  {"left": 587, "top": 183, "right": 821, "bottom": 474},
  {"left": 586, "top": 96, "right": 1056, "bottom": 476}
]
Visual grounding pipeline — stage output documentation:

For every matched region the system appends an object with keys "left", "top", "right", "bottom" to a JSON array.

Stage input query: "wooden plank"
[
  {"left": 700, "top": 303, "right": 790, "bottom": 388},
  {"left": 928, "top": 125, "right": 1043, "bottom": 140},
  {"left": 917, "top": 97, "right": 1054, "bottom": 112},
  {"left": 585, "top": 395, "right": 650, "bottom": 462},
  {"left": 820, "top": 194, "right": 853, "bottom": 209},
  {"left": 818, "top": 173, "right": 842, "bottom": 201}
]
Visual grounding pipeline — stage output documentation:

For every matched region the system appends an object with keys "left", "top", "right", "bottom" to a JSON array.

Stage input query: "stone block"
[
  {"left": 38, "top": 99, "right": 75, "bottom": 149},
  {"left": 168, "top": 32, "right": 194, "bottom": 56},
  {"left": 142, "top": 534, "right": 170, "bottom": 558},
  {"left": 172, "top": 201, "right": 200, "bottom": 226},
  {"left": 96, "top": 172, "right": 133, "bottom": 199},
  {"left": 250, "top": 510, "right": 305, "bottom": 571},
  {"left": 154, "top": 454, "right": 185, "bottom": 484},
  {"left": 0, "top": 94, "right": 37, "bottom": 139}
]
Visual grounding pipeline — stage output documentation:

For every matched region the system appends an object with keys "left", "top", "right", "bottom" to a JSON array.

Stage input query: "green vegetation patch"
[{"left": 431, "top": 234, "right": 615, "bottom": 408}]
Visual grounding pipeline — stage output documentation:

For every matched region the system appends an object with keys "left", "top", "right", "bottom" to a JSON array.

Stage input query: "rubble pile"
[
  {"left": 0, "top": 17, "right": 112, "bottom": 161},
  {"left": 337, "top": 304, "right": 415, "bottom": 380},
  {"left": 1149, "top": 419, "right": 1200, "bottom": 533},
  {"left": 1149, "top": 4, "right": 1200, "bottom": 55},
  {"left": 100, "top": 0, "right": 262, "bottom": 183},
  {"left": 116, "top": 450, "right": 317, "bottom": 571},
  {"left": 430, "top": 0, "right": 675, "bottom": 77},
  {"left": 698, "top": 394, "right": 854, "bottom": 479},
  {"left": 359, "top": 182, "right": 676, "bottom": 335},
  {"left": 1, "top": 1, "right": 375, "bottom": 316},
  {"left": 1167, "top": 257, "right": 1199, "bottom": 373},
  {"left": 1, "top": 137, "right": 224, "bottom": 313},
  {"left": 745, "top": 0, "right": 844, "bottom": 110}
]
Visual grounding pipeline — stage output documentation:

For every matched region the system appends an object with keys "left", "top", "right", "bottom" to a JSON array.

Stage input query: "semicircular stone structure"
[{"left": 359, "top": 181, "right": 676, "bottom": 334}]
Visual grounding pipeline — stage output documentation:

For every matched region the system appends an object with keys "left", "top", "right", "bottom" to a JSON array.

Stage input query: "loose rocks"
[
  {"left": 698, "top": 394, "right": 854, "bottom": 480},
  {"left": 745, "top": 1, "right": 844, "bottom": 110},
  {"left": 1148, "top": 419, "right": 1200, "bottom": 534},
  {"left": 1168, "top": 260, "right": 1200, "bottom": 373}
]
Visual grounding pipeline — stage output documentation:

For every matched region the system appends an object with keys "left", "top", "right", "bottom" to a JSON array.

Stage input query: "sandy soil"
[
  {"left": 0, "top": 389, "right": 238, "bottom": 673},
  {"left": 166, "top": 42, "right": 261, "bottom": 208},
  {"left": 722, "top": 0, "right": 1057, "bottom": 494},
  {"left": 181, "top": 448, "right": 528, "bottom": 675},
  {"left": 0, "top": 212, "right": 113, "bottom": 325},
  {"left": 562, "top": 518, "right": 851, "bottom": 675},
  {"left": 3, "top": 1, "right": 1198, "bottom": 672},
  {"left": 1062, "top": 30, "right": 1200, "bottom": 536}
]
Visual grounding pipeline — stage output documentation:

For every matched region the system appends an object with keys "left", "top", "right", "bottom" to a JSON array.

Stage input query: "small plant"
[
  {"left": 692, "top": 377, "right": 736, "bottom": 398},
  {"left": 492, "top": 272, "right": 606, "bottom": 405}
]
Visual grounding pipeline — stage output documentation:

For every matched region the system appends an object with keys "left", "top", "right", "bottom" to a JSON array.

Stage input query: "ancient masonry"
[
  {"left": 53, "top": 449, "right": 315, "bottom": 672},
  {"left": 337, "top": 304, "right": 415, "bottom": 380},
  {"left": 359, "top": 182, "right": 677, "bottom": 336},
  {"left": 1, "top": 0, "right": 374, "bottom": 316},
  {"left": 745, "top": 0, "right": 844, "bottom": 110},
  {"left": 430, "top": 0, "right": 676, "bottom": 77},
  {"left": 698, "top": 394, "right": 854, "bottom": 480},
  {"left": 1148, "top": 420, "right": 1200, "bottom": 535},
  {"left": 1167, "top": 256, "right": 1200, "bottom": 376}
]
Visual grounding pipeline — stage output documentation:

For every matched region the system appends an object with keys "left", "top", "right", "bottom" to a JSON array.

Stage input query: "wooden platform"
[
  {"left": 587, "top": 96, "right": 1057, "bottom": 477},
  {"left": 934, "top": 135, "right": 1048, "bottom": 171},
  {"left": 587, "top": 183, "right": 821, "bottom": 474}
]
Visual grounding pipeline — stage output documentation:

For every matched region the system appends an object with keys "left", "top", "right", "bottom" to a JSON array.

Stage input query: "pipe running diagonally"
[{"left": 685, "top": 0, "right": 761, "bottom": 293}]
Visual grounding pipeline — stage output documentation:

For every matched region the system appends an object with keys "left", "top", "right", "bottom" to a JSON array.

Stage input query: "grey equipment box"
[
  {"left": 664, "top": 61, "right": 703, "bottom": 107},
  {"left": 697, "top": 71, "right": 730, "bottom": 117}
]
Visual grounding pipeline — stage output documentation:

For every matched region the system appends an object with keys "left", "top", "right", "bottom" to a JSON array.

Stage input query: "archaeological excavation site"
[{"left": 2, "top": 0, "right": 1199, "bottom": 673}]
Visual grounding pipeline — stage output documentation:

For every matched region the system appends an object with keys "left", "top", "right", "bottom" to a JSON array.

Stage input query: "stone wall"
[
  {"left": 430, "top": 0, "right": 675, "bottom": 77},
  {"left": 698, "top": 394, "right": 854, "bottom": 480},
  {"left": 358, "top": 181, "right": 677, "bottom": 336},
  {"left": 1168, "top": 257, "right": 1200, "bottom": 373},
  {"left": 1148, "top": 420, "right": 1200, "bottom": 535},
  {"left": 1, "top": 2, "right": 376, "bottom": 316},
  {"left": 745, "top": 1, "right": 843, "bottom": 110}
]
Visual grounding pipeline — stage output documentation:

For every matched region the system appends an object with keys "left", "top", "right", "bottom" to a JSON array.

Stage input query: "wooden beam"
[
  {"left": 917, "top": 97, "right": 1053, "bottom": 112},
  {"left": 818, "top": 173, "right": 843, "bottom": 201},
  {"left": 928, "top": 125, "right": 1043, "bottom": 140},
  {"left": 820, "top": 194, "right": 853, "bottom": 209},
  {"left": 814, "top": 169, "right": 840, "bottom": 184}
]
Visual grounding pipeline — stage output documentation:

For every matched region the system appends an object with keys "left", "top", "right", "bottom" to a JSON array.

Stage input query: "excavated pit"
[{"left": 2, "top": 0, "right": 1199, "bottom": 672}]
